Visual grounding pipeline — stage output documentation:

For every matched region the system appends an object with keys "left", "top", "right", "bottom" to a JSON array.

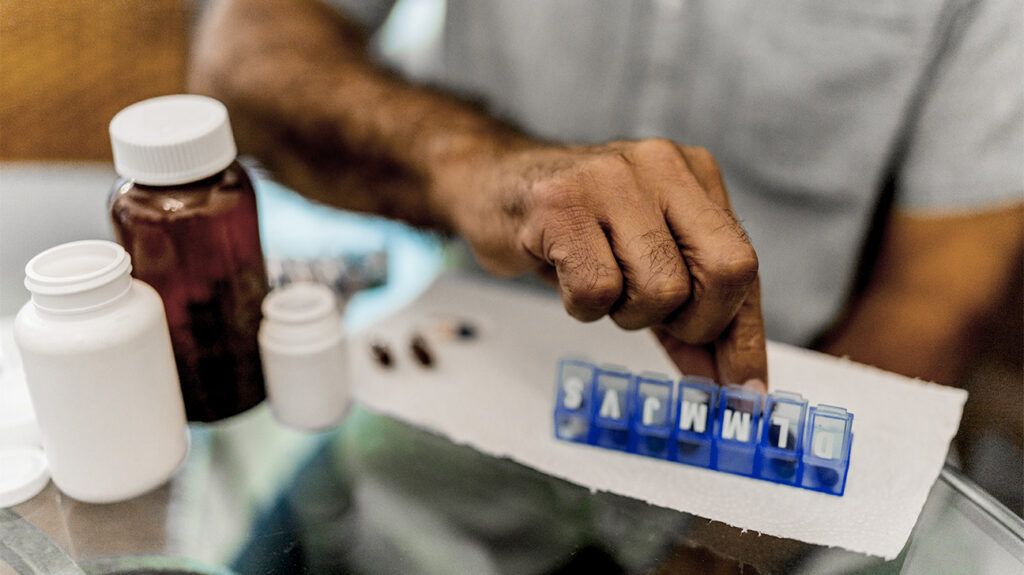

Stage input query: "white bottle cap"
[
  {"left": 109, "top": 94, "right": 237, "bottom": 186},
  {"left": 23, "top": 240, "right": 133, "bottom": 315},
  {"left": 0, "top": 447, "right": 49, "bottom": 508},
  {"left": 260, "top": 282, "right": 343, "bottom": 348}
]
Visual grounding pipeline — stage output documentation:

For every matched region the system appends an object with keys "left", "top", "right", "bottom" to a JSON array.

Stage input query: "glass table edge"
[{"left": 937, "top": 465, "right": 1024, "bottom": 547}]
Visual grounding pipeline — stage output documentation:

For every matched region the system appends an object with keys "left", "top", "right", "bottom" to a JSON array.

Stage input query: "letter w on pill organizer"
[{"left": 553, "top": 358, "right": 854, "bottom": 496}]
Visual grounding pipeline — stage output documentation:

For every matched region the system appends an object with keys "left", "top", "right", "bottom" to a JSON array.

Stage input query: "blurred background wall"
[{"left": 0, "top": 0, "right": 192, "bottom": 160}]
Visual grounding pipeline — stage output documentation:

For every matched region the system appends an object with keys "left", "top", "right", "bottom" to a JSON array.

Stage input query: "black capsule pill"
[
  {"left": 410, "top": 334, "right": 434, "bottom": 367},
  {"left": 371, "top": 342, "right": 393, "bottom": 368},
  {"left": 456, "top": 321, "right": 478, "bottom": 340}
]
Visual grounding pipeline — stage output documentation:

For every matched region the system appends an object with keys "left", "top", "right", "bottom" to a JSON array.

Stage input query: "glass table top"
[{"left": 3, "top": 405, "right": 1023, "bottom": 575}]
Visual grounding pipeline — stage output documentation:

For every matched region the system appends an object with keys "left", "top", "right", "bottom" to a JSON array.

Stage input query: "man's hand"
[
  {"left": 191, "top": 0, "right": 767, "bottom": 387},
  {"left": 436, "top": 139, "right": 768, "bottom": 388}
]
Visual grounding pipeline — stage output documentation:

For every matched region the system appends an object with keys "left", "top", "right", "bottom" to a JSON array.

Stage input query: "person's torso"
[{"left": 410, "top": 0, "right": 948, "bottom": 344}]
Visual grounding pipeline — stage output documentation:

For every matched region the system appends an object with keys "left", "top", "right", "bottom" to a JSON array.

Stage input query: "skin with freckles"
[{"left": 190, "top": 0, "right": 768, "bottom": 388}]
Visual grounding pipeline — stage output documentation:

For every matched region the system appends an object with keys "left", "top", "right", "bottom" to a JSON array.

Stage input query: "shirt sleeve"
[
  {"left": 898, "top": 0, "right": 1024, "bottom": 212},
  {"left": 320, "top": 0, "right": 399, "bottom": 33}
]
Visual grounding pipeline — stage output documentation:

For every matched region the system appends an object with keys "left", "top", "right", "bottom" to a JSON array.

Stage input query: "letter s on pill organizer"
[{"left": 552, "top": 358, "right": 854, "bottom": 496}]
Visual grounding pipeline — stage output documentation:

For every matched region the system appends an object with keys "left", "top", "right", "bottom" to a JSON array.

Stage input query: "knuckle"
[
  {"left": 589, "top": 153, "right": 634, "bottom": 183},
  {"left": 534, "top": 179, "right": 583, "bottom": 213},
  {"left": 545, "top": 238, "right": 573, "bottom": 268},
  {"left": 708, "top": 247, "right": 759, "bottom": 289},
  {"left": 634, "top": 230, "right": 690, "bottom": 304},
  {"left": 682, "top": 145, "right": 722, "bottom": 175},
  {"left": 610, "top": 315, "right": 645, "bottom": 331},
  {"left": 642, "top": 274, "right": 691, "bottom": 309},
  {"left": 541, "top": 211, "right": 597, "bottom": 262},
  {"left": 546, "top": 202, "right": 591, "bottom": 233},
  {"left": 682, "top": 145, "right": 714, "bottom": 163},
  {"left": 636, "top": 138, "right": 679, "bottom": 157},
  {"left": 586, "top": 277, "right": 624, "bottom": 309},
  {"left": 563, "top": 272, "right": 622, "bottom": 313},
  {"left": 609, "top": 298, "right": 650, "bottom": 330},
  {"left": 611, "top": 276, "right": 688, "bottom": 330}
]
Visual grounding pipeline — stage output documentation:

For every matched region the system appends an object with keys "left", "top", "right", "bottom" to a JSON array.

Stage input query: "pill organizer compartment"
[
  {"left": 755, "top": 392, "right": 809, "bottom": 485},
  {"left": 714, "top": 386, "right": 763, "bottom": 475},
  {"left": 553, "top": 359, "right": 595, "bottom": 444},
  {"left": 629, "top": 374, "right": 675, "bottom": 458},
  {"left": 800, "top": 405, "right": 854, "bottom": 495},
  {"left": 588, "top": 366, "right": 633, "bottom": 450},
  {"left": 671, "top": 378, "right": 718, "bottom": 467}
]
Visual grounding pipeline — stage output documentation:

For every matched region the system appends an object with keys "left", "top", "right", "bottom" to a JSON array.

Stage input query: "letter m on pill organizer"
[{"left": 553, "top": 359, "right": 855, "bottom": 495}]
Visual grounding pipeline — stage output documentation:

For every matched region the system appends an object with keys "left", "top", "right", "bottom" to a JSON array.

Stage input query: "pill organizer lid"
[
  {"left": 770, "top": 390, "right": 805, "bottom": 402},
  {"left": 0, "top": 447, "right": 49, "bottom": 508},
  {"left": 109, "top": 94, "right": 237, "bottom": 186},
  {"left": 636, "top": 371, "right": 672, "bottom": 381}
]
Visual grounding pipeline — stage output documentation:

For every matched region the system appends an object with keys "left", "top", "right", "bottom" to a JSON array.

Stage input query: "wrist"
[{"left": 425, "top": 123, "right": 535, "bottom": 231}]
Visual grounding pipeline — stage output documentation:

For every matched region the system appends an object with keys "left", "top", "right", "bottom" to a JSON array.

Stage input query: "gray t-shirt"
[{"left": 334, "top": 0, "right": 1022, "bottom": 345}]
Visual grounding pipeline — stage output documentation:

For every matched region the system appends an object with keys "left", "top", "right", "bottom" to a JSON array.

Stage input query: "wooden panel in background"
[{"left": 0, "top": 0, "right": 192, "bottom": 160}]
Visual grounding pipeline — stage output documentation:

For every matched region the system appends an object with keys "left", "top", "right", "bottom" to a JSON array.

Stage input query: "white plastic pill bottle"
[
  {"left": 259, "top": 282, "right": 350, "bottom": 431},
  {"left": 14, "top": 240, "right": 188, "bottom": 503}
]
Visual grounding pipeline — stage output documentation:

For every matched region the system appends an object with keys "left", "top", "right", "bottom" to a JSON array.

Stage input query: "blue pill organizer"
[{"left": 553, "top": 358, "right": 854, "bottom": 496}]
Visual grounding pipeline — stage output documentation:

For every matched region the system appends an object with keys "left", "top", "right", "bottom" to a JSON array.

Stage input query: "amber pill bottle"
[{"left": 108, "top": 95, "right": 267, "bottom": 422}]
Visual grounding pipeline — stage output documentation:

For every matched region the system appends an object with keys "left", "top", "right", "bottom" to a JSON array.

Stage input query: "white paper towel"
[{"left": 351, "top": 275, "right": 967, "bottom": 559}]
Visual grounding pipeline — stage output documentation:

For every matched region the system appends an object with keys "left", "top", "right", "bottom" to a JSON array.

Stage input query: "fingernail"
[{"left": 742, "top": 378, "right": 767, "bottom": 394}]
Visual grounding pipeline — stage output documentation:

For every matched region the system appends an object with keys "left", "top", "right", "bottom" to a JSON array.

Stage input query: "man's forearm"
[
  {"left": 822, "top": 206, "right": 1024, "bottom": 385},
  {"left": 189, "top": 0, "right": 526, "bottom": 227},
  {"left": 189, "top": 0, "right": 770, "bottom": 383}
]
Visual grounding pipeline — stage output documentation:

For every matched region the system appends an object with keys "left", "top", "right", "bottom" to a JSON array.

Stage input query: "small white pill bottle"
[
  {"left": 259, "top": 282, "right": 350, "bottom": 431},
  {"left": 14, "top": 240, "right": 188, "bottom": 503}
]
